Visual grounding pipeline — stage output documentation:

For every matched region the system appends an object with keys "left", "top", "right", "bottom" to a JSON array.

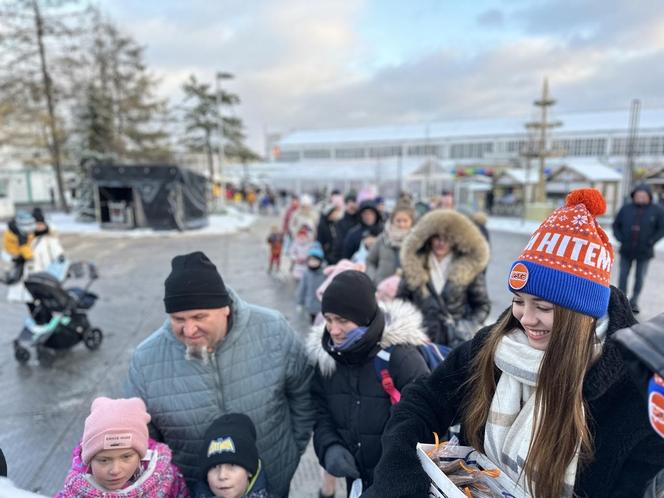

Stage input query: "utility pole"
[
  {"left": 624, "top": 99, "right": 641, "bottom": 198},
  {"left": 523, "top": 78, "right": 562, "bottom": 204}
]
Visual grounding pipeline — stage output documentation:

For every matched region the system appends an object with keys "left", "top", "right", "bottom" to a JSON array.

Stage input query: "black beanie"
[
  {"left": 199, "top": 413, "right": 259, "bottom": 479},
  {"left": 0, "top": 448, "right": 6, "bottom": 477},
  {"left": 32, "top": 207, "right": 45, "bottom": 223},
  {"left": 321, "top": 270, "right": 377, "bottom": 326},
  {"left": 164, "top": 251, "right": 231, "bottom": 313}
]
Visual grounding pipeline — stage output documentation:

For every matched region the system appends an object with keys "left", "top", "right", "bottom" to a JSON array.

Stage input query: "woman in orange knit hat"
[{"left": 363, "top": 188, "right": 664, "bottom": 498}]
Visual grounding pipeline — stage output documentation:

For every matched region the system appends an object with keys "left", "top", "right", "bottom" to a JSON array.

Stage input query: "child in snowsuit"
[
  {"left": 266, "top": 226, "right": 283, "bottom": 273},
  {"left": 193, "top": 413, "right": 276, "bottom": 498},
  {"left": 296, "top": 243, "right": 326, "bottom": 324},
  {"left": 288, "top": 225, "right": 313, "bottom": 280},
  {"left": 55, "top": 397, "right": 188, "bottom": 497}
]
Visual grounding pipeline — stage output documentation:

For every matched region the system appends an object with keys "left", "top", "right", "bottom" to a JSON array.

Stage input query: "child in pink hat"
[{"left": 55, "top": 397, "right": 188, "bottom": 497}]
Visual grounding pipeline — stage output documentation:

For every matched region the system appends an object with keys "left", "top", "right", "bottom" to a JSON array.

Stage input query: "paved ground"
[{"left": 0, "top": 215, "right": 661, "bottom": 496}]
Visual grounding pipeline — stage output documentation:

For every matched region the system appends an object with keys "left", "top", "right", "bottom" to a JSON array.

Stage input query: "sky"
[{"left": 99, "top": 0, "right": 664, "bottom": 153}]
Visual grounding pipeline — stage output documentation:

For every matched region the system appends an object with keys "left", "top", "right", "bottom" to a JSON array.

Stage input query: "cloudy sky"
[{"left": 99, "top": 0, "right": 664, "bottom": 151}]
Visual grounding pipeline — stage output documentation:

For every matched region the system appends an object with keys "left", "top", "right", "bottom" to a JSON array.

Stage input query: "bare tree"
[{"left": 0, "top": 0, "right": 89, "bottom": 212}]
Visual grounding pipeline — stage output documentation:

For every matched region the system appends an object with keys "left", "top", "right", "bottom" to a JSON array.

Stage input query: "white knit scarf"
[
  {"left": 428, "top": 253, "right": 451, "bottom": 295},
  {"left": 484, "top": 330, "right": 579, "bottom": 497}
]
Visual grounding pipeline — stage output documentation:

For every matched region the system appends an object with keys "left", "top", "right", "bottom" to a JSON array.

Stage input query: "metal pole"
[
  {"left": 397, "top": 152, "right": 403, "bottom": 198},
  {"left": 625, "top": 99, "right": 641, "bottom": 198}
]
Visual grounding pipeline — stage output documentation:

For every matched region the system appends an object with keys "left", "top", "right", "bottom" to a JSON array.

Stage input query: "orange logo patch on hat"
[
  {"left": 649, "top": 392, "right": 664, "bottom": 438},
  {"left": 509, "top": 263, "right": 529, "bottom": 290}
]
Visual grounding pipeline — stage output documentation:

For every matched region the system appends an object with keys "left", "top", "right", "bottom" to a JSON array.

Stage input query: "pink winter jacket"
[{"left": 55, "top": 438, "right": 189, "bottom": 498}]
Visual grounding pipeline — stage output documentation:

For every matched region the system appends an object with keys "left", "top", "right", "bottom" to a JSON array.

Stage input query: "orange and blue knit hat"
[{"left": 507, "top": 188, "right": 614, "bottom": 318}]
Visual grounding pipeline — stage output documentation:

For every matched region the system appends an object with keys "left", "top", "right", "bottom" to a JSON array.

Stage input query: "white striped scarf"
[{"left": 483, "top": 330, "right": 579, "bottom": 497}]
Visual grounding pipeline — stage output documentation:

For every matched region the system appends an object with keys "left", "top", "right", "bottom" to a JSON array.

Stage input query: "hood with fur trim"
[
  {"left": 400, "top": 209, "right": 489, "bottom": 296},
  {"left": 307, "top": 299, "right": 429, "bottom": 377}
]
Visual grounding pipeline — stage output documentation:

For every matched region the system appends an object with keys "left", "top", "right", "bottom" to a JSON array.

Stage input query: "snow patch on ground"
[{"left": 49, "top": 207, "right": 255, "bottom": 238}]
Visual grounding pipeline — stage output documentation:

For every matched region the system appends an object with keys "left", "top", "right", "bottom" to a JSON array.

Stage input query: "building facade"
[{"left": 272, "top": 109, "right": 664, "bottom": 166}]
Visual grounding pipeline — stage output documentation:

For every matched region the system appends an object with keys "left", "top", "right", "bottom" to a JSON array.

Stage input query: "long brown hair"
[{"left": 463, "top": 305, "right": 597, "bottom": 498}]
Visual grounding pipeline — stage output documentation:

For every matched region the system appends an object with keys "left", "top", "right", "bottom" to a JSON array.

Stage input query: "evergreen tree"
[
  {"left": 75, "top": 8, "right": 173, "bottom": 163},
  {"left": 181, "top": 73, "right": 258, "bottom": 179}
]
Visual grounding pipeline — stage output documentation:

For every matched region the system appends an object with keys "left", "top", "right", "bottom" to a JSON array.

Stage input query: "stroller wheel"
[
  {"left": 83, "top": 327, "right": 103, "bottom": 350},
  {"left": 14, "top": 344, "right": 30, "bottom": 364},
  {"left": 36, "top": 345, "right": 55, "bottom": 368}
]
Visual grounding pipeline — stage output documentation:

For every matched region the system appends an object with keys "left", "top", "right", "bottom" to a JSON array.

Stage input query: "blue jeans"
[{"left": 618, "top": 256, "right": 650, "bottom": 305}]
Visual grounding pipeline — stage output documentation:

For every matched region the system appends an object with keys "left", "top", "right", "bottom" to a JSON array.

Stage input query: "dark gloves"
[
  {"left": 12, "top": 255, "right": 25, "bottom": 265},
  {"left": 324, "top": 444, "right": 360, "bottom": 479}
]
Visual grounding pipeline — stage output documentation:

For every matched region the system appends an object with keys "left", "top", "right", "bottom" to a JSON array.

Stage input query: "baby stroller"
[{"left": 13, "top": 261, "right": 103, "bottom": 366}]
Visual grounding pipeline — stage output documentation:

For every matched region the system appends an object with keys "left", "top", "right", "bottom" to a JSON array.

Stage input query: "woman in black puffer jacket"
[
  {"left": 397, "top": 209, "right": 490, "bottom": 347},
  {"left": 308, "top": 271, "right": 430, "bottom": 494}
]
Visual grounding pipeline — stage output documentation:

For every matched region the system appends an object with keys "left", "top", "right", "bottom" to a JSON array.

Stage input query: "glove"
[
  {"left": 13, "top": 255, "right": 25, "bottom": 265},
  {"left": 324, "top": 444, "right": 360, "bottom": 479}
]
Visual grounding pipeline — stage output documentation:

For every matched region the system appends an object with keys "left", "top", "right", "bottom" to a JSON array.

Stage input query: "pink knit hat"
[{"left": 81, "top": 397, "right": 151, "bottom": 464}]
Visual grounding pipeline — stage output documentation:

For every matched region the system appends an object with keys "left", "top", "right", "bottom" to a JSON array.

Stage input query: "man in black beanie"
[{"left": 126, "top": 251, "right": 315, "bottom": 496}]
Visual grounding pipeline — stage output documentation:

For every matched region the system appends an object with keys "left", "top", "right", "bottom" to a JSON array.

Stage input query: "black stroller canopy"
[{"left": 24, "top": 272, "right": 77, "bottom": 313}]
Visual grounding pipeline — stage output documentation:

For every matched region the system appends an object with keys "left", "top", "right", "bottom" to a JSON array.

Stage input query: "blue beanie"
[{"left": 307, "top": 243, "right": 324, "bottom": 261}]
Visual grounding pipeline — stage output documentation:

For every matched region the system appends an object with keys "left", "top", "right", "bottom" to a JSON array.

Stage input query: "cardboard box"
[{"left": 417, "top": 443, "right": 528, "bottom": 498}]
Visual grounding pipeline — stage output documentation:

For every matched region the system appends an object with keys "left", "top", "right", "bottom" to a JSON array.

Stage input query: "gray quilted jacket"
[{"left": 125, "top": 289, "right": 315, "bottom": 497}]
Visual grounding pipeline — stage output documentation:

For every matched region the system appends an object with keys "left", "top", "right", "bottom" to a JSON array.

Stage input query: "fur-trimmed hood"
[
  {"left": 306, "top": 299, "right": 429, "bottom": 377},
  {"left": 400, "top": 209, "right": 489, "bottom": 295}
]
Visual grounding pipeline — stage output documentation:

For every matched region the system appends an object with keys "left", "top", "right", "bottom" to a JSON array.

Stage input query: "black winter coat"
[
  {"left": 396, "top": 277, "right": 490, "bottom": 346},
  {"left": 308, "top": 300, "right": 431, "bottom": 488},
  {"left": 362, "top": 287, "right": 664, "bottom": 498},
  {"left": 317, "top": 216, "right": 340, "bottom": 264},
  {"left": 332, "top": 212, "right": 360, "bottom": 262},
  {"left": 342, "top": 221, "right": 384, "bottom": 260},
  {"left": 612, "top": 202, "right": 664, "bottom": 260}
]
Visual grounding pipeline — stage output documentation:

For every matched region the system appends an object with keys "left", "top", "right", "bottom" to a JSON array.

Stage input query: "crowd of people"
[{"left": 0, "top": 183, "right": 663, "bottom": 498}]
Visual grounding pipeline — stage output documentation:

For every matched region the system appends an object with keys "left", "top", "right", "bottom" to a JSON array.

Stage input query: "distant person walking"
[{"left": 612, "top": 184, "right": 664, "bottom": 314}]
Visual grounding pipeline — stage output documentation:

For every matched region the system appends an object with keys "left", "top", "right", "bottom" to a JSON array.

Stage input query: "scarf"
[
  {"left": 328, "top": 326, "right": 369, "bottom": 351},
  {"left": 484, "top": 330, "right": 579, "bottom": 497},
  {"left": 385, "top": 223, "right": 410, "bottom": 247},
  {"left": 428, "top": 253, "right": 451, "bottom": 295}
]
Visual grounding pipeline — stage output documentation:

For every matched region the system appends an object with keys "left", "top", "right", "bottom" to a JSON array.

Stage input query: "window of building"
[
  {"left": 406, "top": 144, "right": 440, "bottom": 157},
  {"left": 449, "top": 142, "right": 493, "bottom": 159},
  {"left": 334, "top": 147, "right": 366, "bottom": 159},
  {"left": 506, "top": 140, "right": 528, "bottom": 154},
  {"left": 275, "top": 150, "right": 300, "bottom": 162},
  {"left": 302, "top": 149, "right": 332, "bottom": 159},
  {"left": 368, "top": 145, "right": 402, "bottom": 158}
]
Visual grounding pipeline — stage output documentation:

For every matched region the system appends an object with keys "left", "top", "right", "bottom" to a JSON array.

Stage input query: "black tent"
[{"left": 90, "top": 164, "right": 208, "bottom": 230}]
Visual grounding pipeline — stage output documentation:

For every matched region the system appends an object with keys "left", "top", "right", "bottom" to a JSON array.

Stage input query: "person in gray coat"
[
  {"left": 125, "top": 251, "right": 315, "bottom": 497},
  {"left": 365, "top": 203, "right": 415, "bottom": 285}
]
